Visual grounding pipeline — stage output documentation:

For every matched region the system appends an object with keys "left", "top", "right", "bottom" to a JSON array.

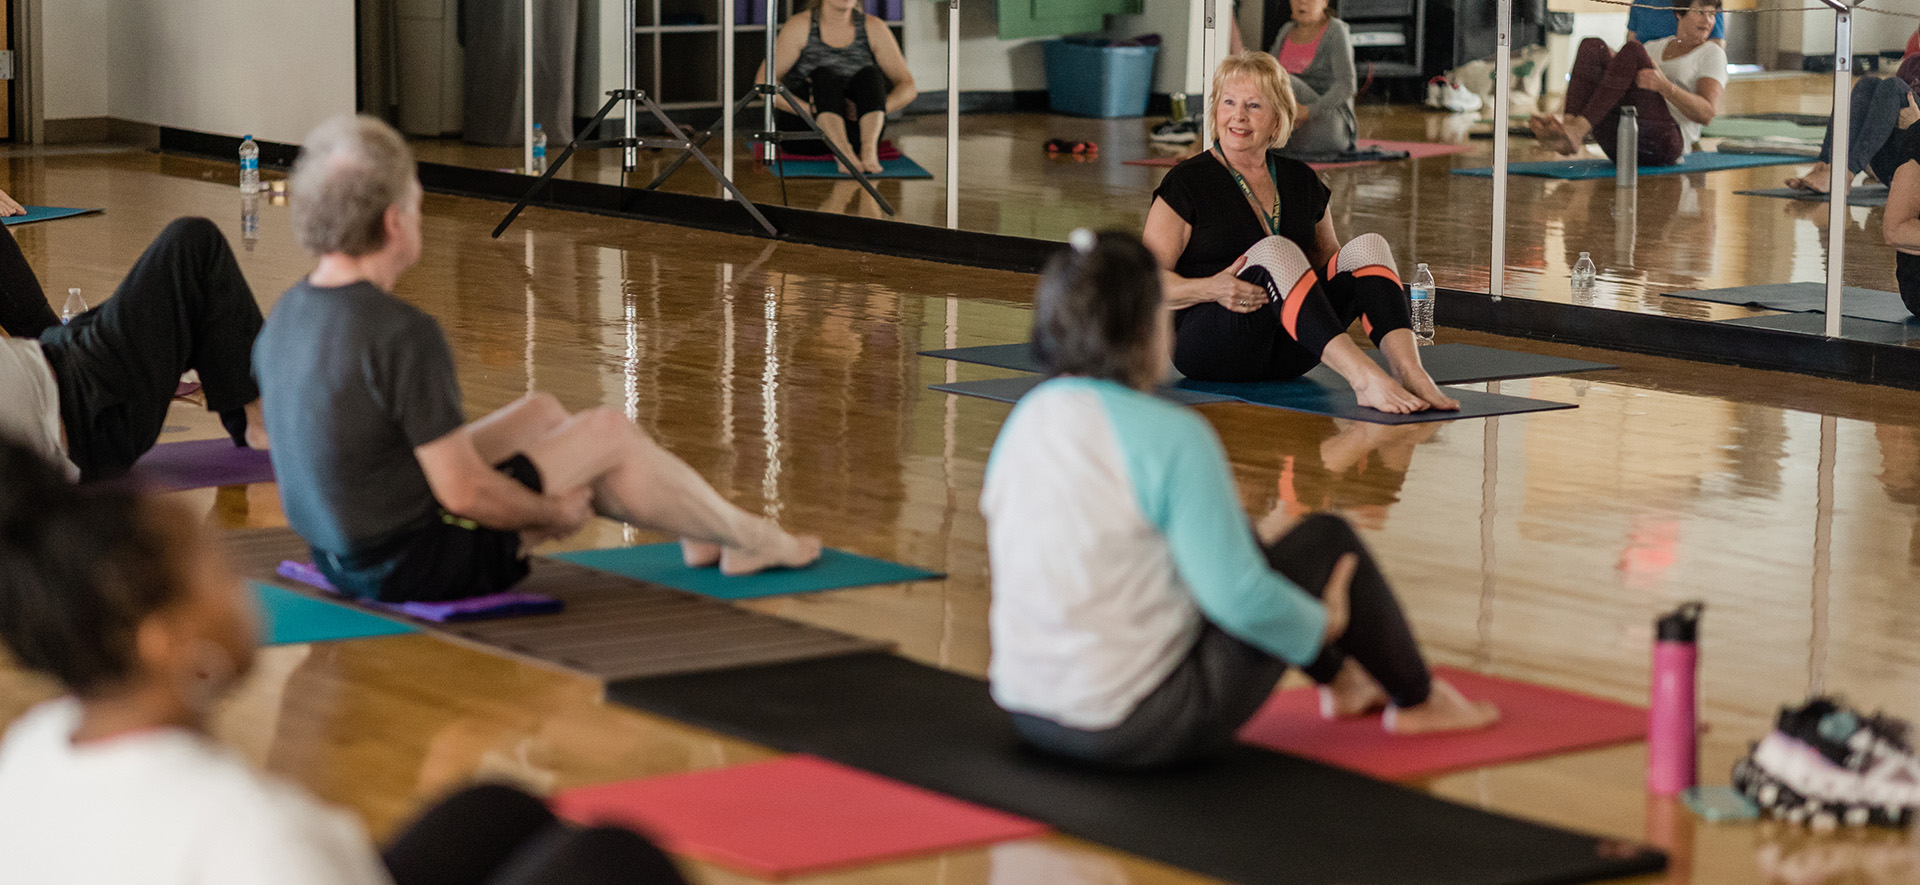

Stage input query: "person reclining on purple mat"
[
  {"left": 255, "top": 115, "right": 820, "bottom": 604},
  {"left": 1528, "top": 0, "right": 1726, "bottom": 168},
  {"left": 0, "top": 437, "right": 692, "bottom": 885},
  {"left": 983, "top": 230, "right": 1497, "bottom": 770},
  {"left": 1143, "top": 52, "right": 1454, "bottom": 415},
  {"left": 0, "top": 199, "right": 268, "bottom": 482}
]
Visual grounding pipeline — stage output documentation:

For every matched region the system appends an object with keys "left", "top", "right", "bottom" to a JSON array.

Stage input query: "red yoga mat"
[
  {"left": 1123, "top": 139, "right": 1472, "bottom": 170},
  {"left": 554, "top": 755, "right": 1050, "bottom": 879},
  {"left": 1236, "top": 666, "right": 1647, "bottom": 780}
]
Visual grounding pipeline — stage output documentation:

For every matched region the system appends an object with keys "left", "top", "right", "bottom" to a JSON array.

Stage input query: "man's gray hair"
[{"left": 289, "top": 114, "right": 417, "bottom": 257}]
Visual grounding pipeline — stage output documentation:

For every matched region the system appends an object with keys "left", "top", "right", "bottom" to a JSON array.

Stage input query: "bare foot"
[
  {"left": 1318, "top": 658, "right": 1390, "bottom": 719},
  {"left": 860, "top": 153, "right": 884, "bottom": 175},
  {"left": 1350, "top": 372, "right": 1429, "bottom": 414},
  {"left": 680, "top": 538, "right": 721, "bottom": 568},
  {"left": 1785, "top": 162, "right": 1831, "bottom": 194},
  {"left": 1383, "top": 678, "right": 1500, "bottom": 734},
  {"left": 719, "top": 531, "right": 823, "bottom": 576},
  {"left": 1393, "top": 368, "right": 1461, "bottom": 411},
  {"left": 1559, "top": 116, "right": 1593, "bottom": 153},
  {"left": 1526, "top": 114, "right": 1571, "bottom": 154},
  {"left": 835, "top": 160, "right": 855, "bottom": 176}
]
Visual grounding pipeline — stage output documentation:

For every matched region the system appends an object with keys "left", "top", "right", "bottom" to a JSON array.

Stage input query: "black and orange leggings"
[{"left": 1172, "top": 233, "right": 1411, "bottom": 383}]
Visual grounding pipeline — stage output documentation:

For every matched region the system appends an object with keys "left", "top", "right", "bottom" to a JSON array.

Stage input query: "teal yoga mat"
[
  {"left": 930, "top": 373, "right": 1577, "bottom": 424},
  {"left": 1736, "top": 185, "right": 1888, "bottom": 207},
  {"left": 1452, "top": 152, "right": 1806, "bottom": 179},
  {"left": 767, "top": 156, "right": 932, "bottom": 180},
  {"left": 555, "top": 546, "right": 942, "bottom": 600},
  {"left": 253, "top": 582, "right": 416, "bottom": 646},
  {"left": 921, "top": 342, "right": 1614, "bottom": 386},
  {"left": 4, "top": 207, "right": 102, "bottom": 226}
]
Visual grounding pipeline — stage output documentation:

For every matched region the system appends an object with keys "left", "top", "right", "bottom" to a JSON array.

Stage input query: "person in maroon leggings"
[{"left": 1528, "top": 0, "right": 1726, "bottom": 167}]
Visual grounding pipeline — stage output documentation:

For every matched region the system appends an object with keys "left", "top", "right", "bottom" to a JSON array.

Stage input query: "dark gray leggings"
[
  {"left": 1011, "top": 513, "right": 1433, "bottom": 769},
  {"left": 383, "top": 784, "right": 688, "bottom": 885},
  {"left": 1818, "top": 75, "right": 1914, "bottom": 185}
]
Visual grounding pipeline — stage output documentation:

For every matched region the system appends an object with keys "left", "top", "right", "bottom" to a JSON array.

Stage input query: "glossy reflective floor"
[
  {"left": 5, "top": 150, "right": 1920, "bottom": 884},
  {"left": 411, "top": 70, "right": 1904, "bottom": 333}
]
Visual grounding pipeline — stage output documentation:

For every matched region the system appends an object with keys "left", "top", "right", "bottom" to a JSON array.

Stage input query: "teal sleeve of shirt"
[{"left": 1094, "top": 383, "right": 1328, "bottom": 665}]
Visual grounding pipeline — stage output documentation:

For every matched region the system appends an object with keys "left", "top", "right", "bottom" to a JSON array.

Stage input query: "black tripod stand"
[{"left": 487, "top": 86, "right": 771, "bottom": 238}]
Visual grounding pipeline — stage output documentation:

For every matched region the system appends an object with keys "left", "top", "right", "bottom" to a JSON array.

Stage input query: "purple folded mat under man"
[{"left": 276, "top": 560, "right": 564, "bottom": 622}]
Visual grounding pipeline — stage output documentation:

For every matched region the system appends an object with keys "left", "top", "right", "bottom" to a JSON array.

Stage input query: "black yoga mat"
[
  {"left": 922, "top": 342, "right": 1614, "bottom": 386},
  {"left": 1665, "top": 282, "right": 1914, "bottom": 324},
  {"left": 930, "top": 371, "right": 1579, "bottom": 424},
  {"left": 609, "top": 653, "right": 1666, "bottom": 885},
  {"left": 1720, "top": 311, "right": 1920, "bottom": 345},
  {"left": 1736, "top": 185, "right": 1888, "bottom": 207}
]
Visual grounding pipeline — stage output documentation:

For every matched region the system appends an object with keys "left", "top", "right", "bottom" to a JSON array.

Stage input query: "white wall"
[
  {"left": 902, "top": 0, "right": 1050, "bottom": 92},
  {"left": 41, "top": 0, "right": 111, "bottom": 120},
  {"left": 44, "top": 0, "right": 356, "bottom": 144}
]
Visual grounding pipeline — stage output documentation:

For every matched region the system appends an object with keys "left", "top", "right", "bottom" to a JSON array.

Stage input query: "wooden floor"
[
  {"left": 409, "top": 70, "right": 1903, "bottom": 335},
  {"left": 6, "top": 147, "right": 1920, "bottom": 885}
]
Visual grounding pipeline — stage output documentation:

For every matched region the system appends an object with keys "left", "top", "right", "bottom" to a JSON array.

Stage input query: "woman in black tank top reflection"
[
  {"left": 755, "top": 0, "right": 917, "bottom": 175},
  {"left": 1143, "top": 53, "right": 1456, "bottom": 414}
]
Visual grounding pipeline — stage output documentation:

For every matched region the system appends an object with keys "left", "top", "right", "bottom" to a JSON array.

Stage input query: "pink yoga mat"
[
  {"left": 1236, "top": 666, "right": 1647, "bottom": 780},
  {"left": 133, "top": 438, "right": 275, "bottom": 491},
  {"left": 554, "top": 755, "right": 1049, "bottom": 879},
  {"left": 1124, "top": 139, "right": 1472, "bottom": 170}
]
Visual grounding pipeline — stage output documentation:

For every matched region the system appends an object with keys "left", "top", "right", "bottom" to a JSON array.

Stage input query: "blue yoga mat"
[
  {"left": 1452, "top": 152, "right": 1806, "bottom": 179},
  {"left": 253, "top": 582, "right": 416, "bottom": 646},
  {"left": 3, "top": 206, "right": 102, "bottom": 226},
  {"left": 931, "top": 372, "right": 1575, "bottom": 424},
  {"left": 555, "top": 545, "right": 942, "bottom": 600},
  {"left": 767, "top": 156, "right": 932, "bottom": 180}
]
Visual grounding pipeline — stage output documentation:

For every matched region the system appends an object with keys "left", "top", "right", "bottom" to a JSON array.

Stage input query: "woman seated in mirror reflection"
[
  {"left": 1528, "top": 0, "right": 1727, "bottom": 168},
  {"left": 754, "top": 0, "right": 916, "bottom": 175},
  {"left": 1143, "top": 52, "right": 1456, "bottom": 415}
]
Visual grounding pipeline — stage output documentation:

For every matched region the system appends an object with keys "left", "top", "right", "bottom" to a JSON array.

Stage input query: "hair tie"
[{"left": 1068, "top": 228, "right": 1096, "bottom": 255}]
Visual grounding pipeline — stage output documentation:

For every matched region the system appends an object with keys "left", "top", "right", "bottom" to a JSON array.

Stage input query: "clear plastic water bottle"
[
  {"left": 241, "top": 194, "right": 260, "bottom": 253},
  {"left": 1410, "top": 263, "right": 1436, "bottom": 344},
  {"left": 531, "top": 124, "right": 547, "bottom": 175},
  {"left": 1616, "top": 107, "right": 1638, "bottom": 190},
  {"left": 239, "top": 135, "right": 260, "bottom": 195},
  {"left": 1572, "top": 252, "right": 1597, "bottom": 296},
  {"left": 60, "top": 288, "right": 85, "bottom": 324}
]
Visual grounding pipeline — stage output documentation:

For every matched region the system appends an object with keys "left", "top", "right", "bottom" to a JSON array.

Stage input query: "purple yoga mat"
[
  {"left": 276, "top": 560, "right": 564, "bottom": 623},
  {"left": 134, "top": 438, "right": 275, "bottom": 491}
]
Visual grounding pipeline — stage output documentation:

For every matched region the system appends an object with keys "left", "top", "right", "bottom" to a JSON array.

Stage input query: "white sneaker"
[{"left": 1733, "top": 697, "right": 1920, "bottom": 828}]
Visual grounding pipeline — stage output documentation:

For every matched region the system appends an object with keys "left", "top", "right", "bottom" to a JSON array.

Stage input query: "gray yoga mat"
[
  {"left": 921, "top": 342, "right": 1614, "bottom": 386},
  {"left": 1665, "top": 283, "right": 1914, "bottom": 324},
  {"left": 1719, "top": 312, "right": 1920, "bottom": 346},
  {"left": 1736, "top": 185, "right": 1888, "bottom": 207},
  {"left": 227, "top": 528, "right": 888, "bottom": 681},
  {"left": 930, "top": 372, "right": 1577, "bottom": 424}
]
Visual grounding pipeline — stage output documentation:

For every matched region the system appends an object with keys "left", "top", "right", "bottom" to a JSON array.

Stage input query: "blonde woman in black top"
[{"left": 1142, "top": 53, "right": 1454, "bottom": 414}]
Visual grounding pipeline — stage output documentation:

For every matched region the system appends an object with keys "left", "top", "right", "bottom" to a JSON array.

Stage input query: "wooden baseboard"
[{"left": 43, "top": 116, "right": 161, "bottom": 147}]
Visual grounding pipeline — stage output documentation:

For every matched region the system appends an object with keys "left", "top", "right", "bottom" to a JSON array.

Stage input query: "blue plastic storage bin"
[{"left": 1043, "top": 40, "right": 1161, "bottom": 118}]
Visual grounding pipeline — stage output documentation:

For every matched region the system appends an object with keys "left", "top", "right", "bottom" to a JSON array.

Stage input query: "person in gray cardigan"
[{"left": 1269, "top": 0, "right": 1357, "bottom": 157}]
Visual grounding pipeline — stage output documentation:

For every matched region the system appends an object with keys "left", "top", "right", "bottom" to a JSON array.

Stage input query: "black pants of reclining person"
[
  {"left": 384, "top": 783, "right": 689, "bottom": 885},
  {"left": 1173, "top": 233, "right": 1413, "bottom": 382},
  {"left": 1817, "top": 74, "right": 1918, "bottom": 187},
  {"left": 0, "top": 217, "right": 261, "bottom": 480},
  {"left": 778, "top": 66, "right": 889, "bottom": 156},
  {"left": 1011, "top": 513, "right": 1434, "bottom": 769}
]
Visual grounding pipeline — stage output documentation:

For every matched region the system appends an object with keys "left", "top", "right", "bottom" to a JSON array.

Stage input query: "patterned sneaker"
[
  {"left": 1733, "top": 697, "right": 1920, "bottom": 828},
  {"left": 1150, "top": 117, "right": 1199, "bottom": 144}
]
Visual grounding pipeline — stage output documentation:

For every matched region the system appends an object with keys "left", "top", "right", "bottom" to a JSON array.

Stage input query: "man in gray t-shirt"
[{"left": 256, "top": 115, "right": 819, "bottom": 603}]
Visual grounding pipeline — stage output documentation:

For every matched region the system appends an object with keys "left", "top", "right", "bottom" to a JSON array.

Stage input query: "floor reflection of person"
[
  {"left": 1270, "top": 420, "right": 1439, "bottom": 532},
  {"left": 1530, "top": 0, "right": 1726, "bottom": 167},
  {"left": 982, "top": 230, "right": 1496, "bottom": 771},
  {"left": 754, "top": 0, "right": 916, "bottom": 175}
]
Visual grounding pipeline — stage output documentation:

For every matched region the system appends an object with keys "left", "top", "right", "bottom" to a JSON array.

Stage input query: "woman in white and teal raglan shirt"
[{"left": 982, "top": 230, "right": 1498, "bottom": 768}]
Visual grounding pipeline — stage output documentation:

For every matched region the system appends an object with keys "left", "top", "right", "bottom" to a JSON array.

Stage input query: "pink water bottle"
[{"left": 1648, "top": 601, "right": 1704, "bottom": 795}]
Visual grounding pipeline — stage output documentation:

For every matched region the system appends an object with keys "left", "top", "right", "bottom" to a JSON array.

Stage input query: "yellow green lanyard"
[{"left": 1215, "top": 146, "right": 1280, "bottom": 237}]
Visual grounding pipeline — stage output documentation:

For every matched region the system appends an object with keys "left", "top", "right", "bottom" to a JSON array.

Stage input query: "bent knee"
[{"left": 1335, "top": 232, "right": 1398, "bottom": 276}]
